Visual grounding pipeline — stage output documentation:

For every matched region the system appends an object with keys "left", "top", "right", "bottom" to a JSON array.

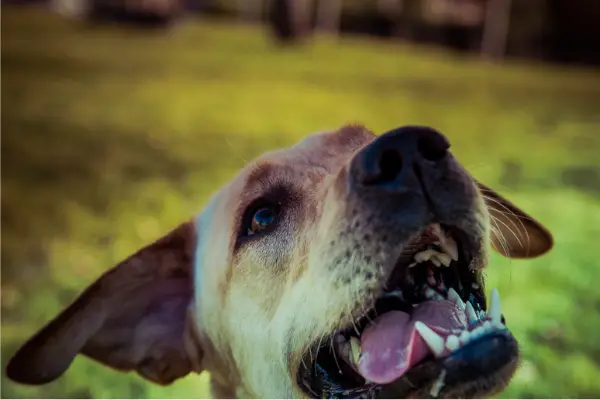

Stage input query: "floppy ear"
[
  {"left": 477, "top": 183, "right": 553, "bottom": 259},
  {"left": 6, "top": 221, "right": 203, "bottom": 386}
]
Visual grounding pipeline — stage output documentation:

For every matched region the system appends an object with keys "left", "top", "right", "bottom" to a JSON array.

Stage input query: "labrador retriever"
[{"left": 6, "top": 125, "right": 553, "bottom": 398}]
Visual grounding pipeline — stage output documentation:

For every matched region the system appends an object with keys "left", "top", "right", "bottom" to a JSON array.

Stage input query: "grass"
[{"left": 2, "top": 5, "right": 600, "bottom": 398}]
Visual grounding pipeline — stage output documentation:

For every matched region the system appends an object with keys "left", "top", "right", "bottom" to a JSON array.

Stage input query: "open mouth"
[{"left": 297, "top": 223, "right": 512, "bottom": 399}]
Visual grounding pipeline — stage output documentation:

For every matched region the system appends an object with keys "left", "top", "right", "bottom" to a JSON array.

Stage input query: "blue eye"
[{"left": 247, "top": 205, "right": 279, "bottom": 236}]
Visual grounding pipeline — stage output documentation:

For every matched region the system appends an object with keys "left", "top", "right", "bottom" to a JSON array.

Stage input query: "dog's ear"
[
  {"left": 6, "top": 221, "right": 203, "bottom": 386},
  {"left": 477, "top": 183, "right": 553, "bottom": 258}
]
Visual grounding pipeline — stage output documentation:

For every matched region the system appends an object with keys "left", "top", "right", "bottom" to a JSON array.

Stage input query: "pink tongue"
[{"left": 357, "top": 300, "right": 468, "bottom": 384}]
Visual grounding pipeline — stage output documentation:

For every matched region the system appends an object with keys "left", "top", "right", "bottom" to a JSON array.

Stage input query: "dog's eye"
[{"left": 243, "top": 202, "right": 281, "bottom": 237}]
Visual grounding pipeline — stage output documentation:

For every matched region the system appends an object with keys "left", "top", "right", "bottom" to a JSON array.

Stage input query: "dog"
[{"left": 6, "top": 125, "right": 553, "bottom": 398}]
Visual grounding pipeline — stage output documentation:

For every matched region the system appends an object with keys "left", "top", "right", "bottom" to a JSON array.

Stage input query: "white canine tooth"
[
  {"left": 350, "top": 337, "right": 361, "bottom": 366},
  {"left": 446, "top": 335, "right": 460, "bottom": 351},
  {"left": 437, "top": 252, "right": 452, "bottom": 267},
  {"left": 408, "top": 261, "right": 418, "bottom": 268},
  {"left": 431, "top": 257, "right": 441, "bottom": 267},
  {"left": 488, "top": 288, "right": 502, "bottom": 324},
  {"left": 447, "top": 288, "right": 465, "bottom": 310},
  {"left": 465, "top": 302, "right": 478, "bottom": 323},
  {"left": 415, "top": 322, "right": 445, "bottom": 357},
  {"left": 459, "top": 330, "right": 470, "bottom": 343}
]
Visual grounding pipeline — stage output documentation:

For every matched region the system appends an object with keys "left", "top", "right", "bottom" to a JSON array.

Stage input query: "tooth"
[
  {"left": 431, "top": 257, "right": 442, "bottom": 267},
  {"left": 465, "top": 302, "right": 478, "bottom": 323},
  {"left": 414, "top": 250, "right": 427, "bottom": 263},
  {"left": 437, "top": 252, "right": 452, "bottom": 267},
  {"left": 482, "top": 320, "right": 492, "bottom": 331},
  {"left": 439, "top": 233, "right": 459, "bottom": 261},
  {"left": 471, "top": 326, "right": 485, "bottom": 340},
  {"left": 415, "top": 322, "right": 445, "bottom": 357},
  {"left": 425, "top": 287, "right": 435, "bottom": 299},
  {"left": 425, "top": 287, "right": 444, "bottom": 301},
  {"left": 415, "top": 249, "right": 436, "bottom": 263},
  {"left": 408, "top": 261, "right": 418, "bottom": 268},
  {"left": 459, "top": 330, "right": 470, "bottom": 343},
  {"left": 488, "top": 288, "right": 502, "bottom": 324},
  {"left": 350, "top": 337, "right": 361, "bottom": 365},
  {"left": 447, "top": 288, "right": 465, "bottom": 309},
  {"left": 477, "top": 310, "right": 486, "bottom": 320},
  {"left": 445, "top": 335, "right": 460, "bottom": 351}
]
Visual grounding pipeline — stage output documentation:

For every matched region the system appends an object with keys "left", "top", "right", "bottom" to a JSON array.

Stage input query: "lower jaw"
[{"left": 299, "top": 329, "right": 519, "bottom": 399}]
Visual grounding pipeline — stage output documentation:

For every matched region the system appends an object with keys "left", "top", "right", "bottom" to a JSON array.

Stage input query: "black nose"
[{"left": 350, "top": 126, "right": 450, "bottom": 190}]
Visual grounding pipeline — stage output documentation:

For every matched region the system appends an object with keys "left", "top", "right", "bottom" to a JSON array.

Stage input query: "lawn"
[{"left": 2, "top": 5, "right": 600, "bottom": 398}]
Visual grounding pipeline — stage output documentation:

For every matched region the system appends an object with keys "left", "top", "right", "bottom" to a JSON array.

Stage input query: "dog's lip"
[
  {"left": 378, "top": 329, "right": 518, "bottom": 398},
  {"left": 296, "top": 326, "right": 517, "bottom": 399}
]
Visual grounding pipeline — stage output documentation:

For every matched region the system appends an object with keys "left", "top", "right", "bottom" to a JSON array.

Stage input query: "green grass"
[{"left": 2, "top": 5, "right": 600, "bottom": 398}]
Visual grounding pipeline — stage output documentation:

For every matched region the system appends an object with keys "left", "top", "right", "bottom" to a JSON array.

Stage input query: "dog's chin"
[{"left": 296, "top": 223, "right": 519, "bottom": 399}]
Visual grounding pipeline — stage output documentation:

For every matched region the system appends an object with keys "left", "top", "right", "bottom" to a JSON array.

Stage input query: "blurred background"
[{"left": 1, "top": 0, "right": 600, "bottom": 398}]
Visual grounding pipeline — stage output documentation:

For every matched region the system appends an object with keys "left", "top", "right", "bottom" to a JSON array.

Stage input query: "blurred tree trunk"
[
  {"left": 268, "top": 0, "right": 313, "bottom": 43},
  {"left": 481, "top": 0, "right": 512, "bottom": 59},
  {"left": 315, "top": 0, "right": 341, "bottom": 34}
]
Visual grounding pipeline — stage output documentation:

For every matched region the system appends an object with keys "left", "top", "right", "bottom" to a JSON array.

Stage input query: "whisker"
[
  {"left": 488, "top": 211, "right": 524, "bottom": 249},
  {"left": 489, "top": 217, "right": 511, "bottom": 257},
  {"left": 483, "top": 195, "right": 531, "bottom": 254},
  {"left": 329, "top": 335, "right": 343, "bottom": 374}
]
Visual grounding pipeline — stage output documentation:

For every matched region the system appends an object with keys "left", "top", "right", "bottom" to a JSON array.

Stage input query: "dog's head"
[{"left": 7, "top": 125, "right": 553, "bottom": 398}]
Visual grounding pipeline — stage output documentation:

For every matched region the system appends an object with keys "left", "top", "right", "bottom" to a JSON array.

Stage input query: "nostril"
[
  {"left": 376, "top": 149, "right": 403, "bottom": 184},
  {"left": 418, "top": 133, "right": 450, "bottom": 161}
]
